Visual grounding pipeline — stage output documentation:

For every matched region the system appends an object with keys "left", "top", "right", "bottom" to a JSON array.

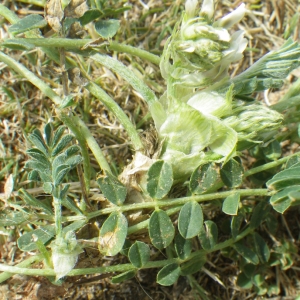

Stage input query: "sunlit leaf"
[
  {"left": 18, "top": 226, "right": 56, "bottom": 252},
  {"left": 146, "top": 160, "right": 173, "bottom": 199},
  {"left": 220, "top": 158, "right": 243, "bottom": 188},
  {"left": 97, "top": 172, "right": 127, "bottom": 206},
  {"left": 128, "top": 241, "right": 150, "bottom": 268},
  {"left": 189, "top": 163, "right": 219, "bottom": 194},
  {"left": 157, "top": 263, "right": 180, "bottom": 286},
  {"left": 99, "top": 212, "right": 127, "bottom": 256},
  {"left": 222, "top": 193, "right": 240, "bottom": 215},
  {"left": 178, "top": 201, "right": 203, "bottom": 238},
  {"left": 149, "top": 209, "right": 175, "bottom": 249}
]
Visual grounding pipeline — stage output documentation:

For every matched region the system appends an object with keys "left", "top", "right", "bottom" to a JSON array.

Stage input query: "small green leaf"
[
  {"left": 1, "top": 39, "right": 35, "bottom": 51},
  {"left": 269, "top": 186, "right": 300, "bottom": 213},
  {"left": 65, "top": 154, "right": 82, "bottom": 169},
  {"left": 250, "top": 201, "right": 271, "bottom": 229},
  {"left": 157, "top": 263, "right": 180, "bottom": 286},
  {"left": 95, "top": 19, "right": 120, "bottom": 39},
  {"left": 97, "top": 172, "right": 127, "bottom": 206},
  {"left": 53, "top": 164, "right": 71, "bottom": 186},
  {"left": 18, "top": 188, "right": 53, "bottom": 214},
  {"left": 99, "top": 212, "right": 128, "bottom": 256},
  {"left": 174, "top": 234, "right": 192, "bottom": 260},
  {"left": 147, "top": 160, "right": 173, "bottom": 199},
  {"left": 0, "top": 211, "right": 28, "bottom": 226},
  {"left": 222, "top": 193, "right": 240, "bottom": 215},
  {"left": 180, "top": 255, "right": 206, "bottom": 276},
  {"left": 237, "top": 272, "right": 253, "bottom": 289},
  {"left": 286, "top": 156, "right": 300, "bottom": 169},
  {"left": 44, "top": 123, "right": 53, "bottom": 147},
  {"left": 231, "top": 213, "right": 244, "bottom": 239},
  {"left": 234, "top": 242, "right": 259, "bottom": 265},
  {"left": 51, "top": 134, "right": 74, "bottom": 156},
  {"left": 220, "top": 158, "right": 243, "bottom": 188},
  {"left": 111, "top": 270, "right": 136, "bottom": 284},
  {"left": 28, "top": 170, "right": 40, "bottom": 181},
  {"left": 128, "top": 241, "right": 150, "bottom": 268},
  {"left": 25, "top": 160, "right": 52, "bottom": 183},
  {"left": 253, "top": 274, "right": 265, "bottom": 287},
  {"left": 28, "top": 129, "right": 48, "bottom": 156},
  {"left": 265, "top": 214, "right": 278, "bottom": 235},
  {"left": 52, "top": 125, "right": 67, "bottom": 148},
  {"left": 266, "top": 167, "right": 300, "bottom": 191},
  {"left": 198, "top": 220, "right": 218, "bottom": 250},
  {"left": 189, "top": 163, "right": 219, "bottom": 194},
  {"left": 79, "top": 9, "right": 102, "bottom": 26},
  {"left": 262, "top": 140, "right": 281, "bottom": 161},
  {"left": 9, "top": 14, "right": 47, "bottom": 34},
  {"left": 241, "top": 263, "right": 256, "bottom": 278},
  {"left": 17, "top": 226, "right": 56, "bottom": 251},
  {"left": 65, "top": 145, "right": 81, "bottom": 156},
  {"left": 253, "top": 233, "right": 270, "bottom": 263},
  {"left": 26, "top": 148, "right": 50, "bottom": 168},
  {"left": 178, "top": 201, "right": 203, "bottom": 239},
  {"left": 149, "top": 209, "right": 175, "bottom": 249}
]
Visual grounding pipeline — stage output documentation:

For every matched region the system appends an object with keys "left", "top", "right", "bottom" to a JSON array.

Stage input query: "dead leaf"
[
  {"left": 64, "top": 0, "right": 89, "bottom": 19},
  {"left": 45, "top": 0, "right": 64, "bottom": 33},
  {"left": 4, "top": 174, "right": 14, "bottom": 200}
]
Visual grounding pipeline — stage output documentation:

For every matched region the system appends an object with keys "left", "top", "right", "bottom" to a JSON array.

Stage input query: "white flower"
[{"left": 213, "top": 4, "right": 247, "bottom": 29}]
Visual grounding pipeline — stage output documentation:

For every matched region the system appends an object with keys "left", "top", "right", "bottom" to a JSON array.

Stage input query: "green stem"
[
  {"left": 243, "top": 152, "right": 300, "bottom": 178},
  {"left": 91, "top": 54, "right": 158, "bottom": 105},
  {"left": 108, "top": 41, "right": 160, "bottom": 65},
  {"left": 86, "top": 82, "right": 144, "bottom": 151},
  {"left": 53, "top": 188, "right": 63, "bottom": 238},
  {"left": 1, "top": 38, "right": 160, "bottom": 65},
  {"left": 0, "top": 226, "right": 254, "bottom": 280},
  {"left": 88, "top": 189, "right": 271, "bottom": 220},
  {"left": 0, "top": 255, "right": 43, "bottom": 283}
]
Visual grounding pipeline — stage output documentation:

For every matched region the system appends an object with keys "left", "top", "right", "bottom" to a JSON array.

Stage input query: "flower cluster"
[
  {"left": 160, "top": 0, "right": 248, "bottom": 88},
  {"left": 150, "top": 0, "right": 283, "bottom": 180}
]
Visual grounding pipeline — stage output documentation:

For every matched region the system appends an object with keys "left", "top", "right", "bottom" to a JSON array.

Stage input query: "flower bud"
[
  {"left": 223, "top": 102, "right": 283, "bottom": 142},
  {"left": 51, "top": 231, "right": 83, "bottom": 281},
  {"left": 200, "top": 0, "right": 214, "bottom": 20}
]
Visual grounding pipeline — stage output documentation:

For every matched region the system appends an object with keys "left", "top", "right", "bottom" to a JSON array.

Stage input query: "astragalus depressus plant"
[{"left": 1, "top": 0, "right": 300, "bottom": 298}]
